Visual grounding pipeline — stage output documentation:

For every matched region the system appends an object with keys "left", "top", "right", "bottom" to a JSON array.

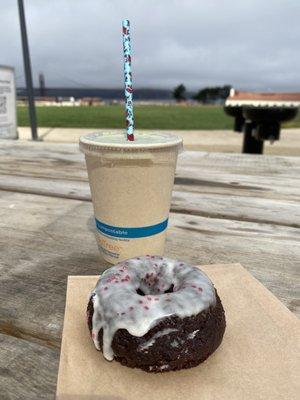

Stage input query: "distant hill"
[{"left": 17, "top": 87, "right": 181, "bottom": 100}]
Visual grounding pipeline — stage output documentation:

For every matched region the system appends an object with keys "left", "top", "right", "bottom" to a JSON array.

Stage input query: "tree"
[
  {"left": 173, "top": 84, "right": 186, "bottom": 102},
  {"left": 193, "top": 85, "right": 231, "bottom": 104}
]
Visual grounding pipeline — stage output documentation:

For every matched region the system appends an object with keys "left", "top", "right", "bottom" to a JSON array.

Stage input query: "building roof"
[{"left": 226, "top": 89, "right": 300, "bottom": 107}]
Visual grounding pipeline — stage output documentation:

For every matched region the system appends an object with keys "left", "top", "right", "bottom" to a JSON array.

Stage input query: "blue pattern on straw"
[{"left": 122, "top": 19, "right": 134, "bottom": 141}]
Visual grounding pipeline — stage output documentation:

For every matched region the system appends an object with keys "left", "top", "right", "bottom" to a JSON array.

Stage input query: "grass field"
[
  {"left": 17, "top": 104, "right": 300, "bottom": 130},
  {"left": 17, "top": 105, "right": 233, "bottom": 130}
]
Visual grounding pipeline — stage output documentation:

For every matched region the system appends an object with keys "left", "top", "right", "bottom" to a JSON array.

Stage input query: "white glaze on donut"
[
  {"left": 138, "top": 328, "right": 178, "bottom": 352},
  {"left": 188, "top": 329, "right": 199, "bottom": 339},
  {"left": 89, "top": 256, "right": 216, "bottom": 361}
]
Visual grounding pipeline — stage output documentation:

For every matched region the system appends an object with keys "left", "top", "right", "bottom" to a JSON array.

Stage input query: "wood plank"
[
  {"left": 0, "top": 191, "right": 298, "bottom": 348},
  {"left": 1, "top": 141, "right": 299, "bottom": 399},
  {"left": 1, "top": 141, "right": 300, "bottom": 194},
  {"left": 0, "top": 174, "right": 90, "bottom": 201},
  {"left": 0, "top": 140, "right": 87, "bottom": 182},
  {"left": 175, "top": 168, "right": 300, "bottom": 201},
  {"left": 172, "top": 191, "right": 300, "bottom": 227},
  {"left": 0, "top": 174, "right": 298, "bottom": 227},
  {"left": 0, "top": 141, "right": 299, "bottom": 226},
  {"left": 0, "top": 139, "right": 296, "bottom": 178},
  {"left": 0, "top": 333, "right": 58, "bottom": 400},
  {"left": 0, "top": 190, "right": 299, "bottom": 398}
]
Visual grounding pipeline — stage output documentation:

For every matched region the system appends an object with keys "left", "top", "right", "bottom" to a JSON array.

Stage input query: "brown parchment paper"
[{"left": 56, "top": 264, "right": 300, "bottom": 400}]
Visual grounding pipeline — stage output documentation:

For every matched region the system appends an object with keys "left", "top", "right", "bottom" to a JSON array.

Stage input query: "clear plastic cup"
[{"left": 80, "top": 132, "right": 182, "bottom": 263}]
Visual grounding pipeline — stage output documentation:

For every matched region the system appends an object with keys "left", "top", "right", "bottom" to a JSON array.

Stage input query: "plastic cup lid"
[{"left": 79, "top": 131, "right": 183, "bottom": 153}]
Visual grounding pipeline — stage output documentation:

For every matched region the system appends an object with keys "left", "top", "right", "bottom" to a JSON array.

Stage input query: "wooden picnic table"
[{"left": 0, "top": 139, "right": 299, "bottom": 399}]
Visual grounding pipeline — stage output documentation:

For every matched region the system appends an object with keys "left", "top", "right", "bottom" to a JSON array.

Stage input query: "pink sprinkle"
[
  {"left": 139, "top": 300, "right": 143, "bottom": 304},
  {"left": 121, "top": 312, "right": 126, "bottom": 315},
  {"left": 192, "top": 285, "right": 197, "bottom": 288},
  {"left": 154, "top": 298, "right": 159, "bottom": 301},
  {"left": 144, "top": 306, "right": 149, "bottom": 310},
  {"left": 121, "top": 279, "right": 126, "bottom": 282},
  {"left": 165, "top": 298, "right": 172, "bottom": 302},
  {"left": 198, "top": 287, "right": 203, "bottom": 292},
  {"left": 129, "top": 306, "right": 134, "bottom": 311},
  {"left": 125, "top": 275, "right": 130, "bottom": 280},
  {"left": 179, "top": 263, "right": 184, "bottom": 266},
  {"left": 147, "top": 296, "right": 152, "bottom": 301},
  {"left": 104, "top": 286, "right": 108, "bottom": 290}
]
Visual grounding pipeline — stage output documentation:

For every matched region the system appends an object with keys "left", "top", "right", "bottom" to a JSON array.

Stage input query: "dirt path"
[{"left": 17, "top": 127, "right": 300, "bottom": 156}]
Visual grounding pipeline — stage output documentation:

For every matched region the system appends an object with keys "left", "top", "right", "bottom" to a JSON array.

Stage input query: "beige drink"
[{"left": 80, "top": 132, "right": 182, "bottom": 264}]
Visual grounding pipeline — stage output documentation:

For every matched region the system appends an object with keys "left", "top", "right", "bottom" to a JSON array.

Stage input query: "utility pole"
[
  {"left": 18, "top": 0, "right": 38, "bottom": 140},
  {"left": 39, "top": 73, "right": 45, "bottom": 97}
]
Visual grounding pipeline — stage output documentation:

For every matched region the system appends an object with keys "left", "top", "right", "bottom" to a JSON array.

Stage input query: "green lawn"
[
  {"left": 17, "top": 104, "right": 300, "bottom": 130},
  {"left": 17, "top": 105, "right": 234, "bottom": 130},
  {"left": 283, "top": 112, "right": 300, "bottom": 128}
]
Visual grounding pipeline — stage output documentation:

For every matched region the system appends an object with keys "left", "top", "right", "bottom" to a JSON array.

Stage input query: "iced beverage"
[{"left": 80, "top": 132, "right": 182, "bottom": 263}]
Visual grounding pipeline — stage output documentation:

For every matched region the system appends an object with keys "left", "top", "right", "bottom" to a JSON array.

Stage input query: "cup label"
[{"left": 95, "top": 218, "right": 168, "bottom": 238}]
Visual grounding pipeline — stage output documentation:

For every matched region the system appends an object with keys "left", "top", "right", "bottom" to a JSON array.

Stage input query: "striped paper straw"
[{"left": 122, "top": 19, "right": 134, "bottom": 141}]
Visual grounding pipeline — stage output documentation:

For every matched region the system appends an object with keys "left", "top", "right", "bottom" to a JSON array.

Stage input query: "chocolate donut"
[{"left": 87, "top": 256, "right": 226, "bottom": 372}]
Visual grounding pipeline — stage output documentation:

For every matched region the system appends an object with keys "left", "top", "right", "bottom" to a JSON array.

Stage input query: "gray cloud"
[{"left": 1, "top": 0, "right": 300, "bottom": 91}]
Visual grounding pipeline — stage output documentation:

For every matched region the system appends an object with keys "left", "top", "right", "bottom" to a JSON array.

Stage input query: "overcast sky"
[{"left": 1, "top": 0, "right": 300, "bottom": 91}]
